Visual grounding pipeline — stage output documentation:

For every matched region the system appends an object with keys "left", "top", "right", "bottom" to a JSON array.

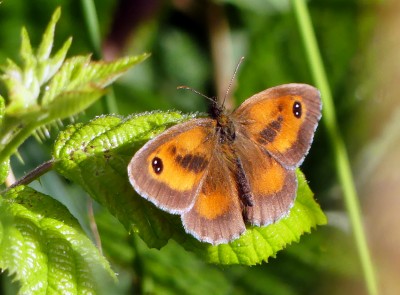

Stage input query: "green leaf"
[
  {"left": 53, "top": 111, "right": 326, "bottom": 264},
  {"left": 0, "top": 185, "right": 116, "bottom": 294},
  {"left": 40, "top": 54, "right": 149, "bottom": 106},
  {"left": 37, "top": 37, "right": 72, "bottom": 87},
  {"left": 0, "top": 7, "right": 149, "bottom": 164},
  {"left": 0, "top": 160, "right": 9, "bottom": 185},
  {"left": 0, "top": 94, "right": 4, "bottom": 130},
  {"left": 44, "top": 89, "right": 106, "bottom": 121},
  {"left": 37, "top": 7, "right": 61, "bottom": 62},
  {"left": 0, "top": 97, "right": 8, "bottom": 185},
  {"left": 20, "top": 27, "right": 34, "bottom": 62},
  {"left": 3, "top": 8, "right": 68, "bottom": 115}
]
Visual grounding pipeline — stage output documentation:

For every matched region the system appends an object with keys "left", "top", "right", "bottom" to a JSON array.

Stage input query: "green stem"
[
  {"left": 80, "top": 0, "right": 101, "bottom": 58},
  {"left": 0, "top": 121, "right": 40, "bottom": 164},
  {"left": 80, "top": 0, "right": 118, "bottom": 114},
  {"left": 290, "top": 1, "right": 378, "bottom": 295}
]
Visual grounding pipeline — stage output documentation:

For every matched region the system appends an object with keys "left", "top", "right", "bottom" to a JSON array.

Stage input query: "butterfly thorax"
[
  {"left": 216, "top": 114, "right": 236, "bottom": 144},
  {"left": 211, "top": 102, "right": 236, "bottom": 145}
]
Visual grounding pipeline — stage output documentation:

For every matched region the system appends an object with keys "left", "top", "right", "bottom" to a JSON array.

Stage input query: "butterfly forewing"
[
  {"left": 128, "top": 119, "right": 217, "bottom": 214},
  {"left": 233, "top": 83, "right": 321, "bottom": 168}
]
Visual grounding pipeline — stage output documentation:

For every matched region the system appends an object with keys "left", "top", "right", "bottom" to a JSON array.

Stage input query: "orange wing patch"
[
  {"left": 146, "top": 125, "right": 213, "bottom": 192},
  {"left": 250, "top": 153, "right": 286, "bottom": 197},
  {"left": 194, "top": 183, "right": 232, "bottom": 220},
  {"left": 182, "top": 151, "right": 245, "bottom": 244},
  {"left": 238, "top": 95, "right": 306, "bottom": 157}
]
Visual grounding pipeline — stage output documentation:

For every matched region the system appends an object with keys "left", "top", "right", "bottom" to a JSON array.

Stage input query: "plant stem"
[
  {"left": 290, "top": 1, "right": 378, "bottom": 294},
  {"left": 0, "top": 121, "right": 41, "bottom": 164},
  {"left": 80, "top": 0, "right": 101, "bottom": 58},
  {"left": 80, "top": 0, "right": 118, "bottom": 114},
  {"left": 4, "top": 160, "right": 54, "bottom": 190}
]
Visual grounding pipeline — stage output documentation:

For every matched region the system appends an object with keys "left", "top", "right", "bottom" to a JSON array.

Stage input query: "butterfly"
[{"left": 128, "top": 83, "right": 321, "bottom": 245}]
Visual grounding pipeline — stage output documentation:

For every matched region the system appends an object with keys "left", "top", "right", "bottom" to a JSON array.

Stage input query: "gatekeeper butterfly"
[{"left": 128, "top": 76, "right": 321, "bottom": 245}]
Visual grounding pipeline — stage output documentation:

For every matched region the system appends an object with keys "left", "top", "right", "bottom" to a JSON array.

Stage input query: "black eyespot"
[
  {"left": 152, "top": 157, "right": 163, "bottom": 174},
  {"left": 293, "top": 101, "right": 302, "bottom": 118}
]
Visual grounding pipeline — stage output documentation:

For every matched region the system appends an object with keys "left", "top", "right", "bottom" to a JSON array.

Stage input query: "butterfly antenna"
[
  {"left": 177, "top": 86, "right": 215, "bottom": 104},
  {"left": 222, "top": 56, "right": 245, "bottom": 107}
]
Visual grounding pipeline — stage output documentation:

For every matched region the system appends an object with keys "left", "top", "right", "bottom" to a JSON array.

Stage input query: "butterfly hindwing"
[
  {"left": 182, "top": 148, "right": 246, "bottom": 245},
  {"left": 234, "top": 136, "right": 297, "bottom": 226}
]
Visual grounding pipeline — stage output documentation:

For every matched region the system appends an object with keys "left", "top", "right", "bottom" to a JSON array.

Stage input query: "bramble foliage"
[
  {"left": 0, "top": 8, "right": 148, "bottom": 293},
  {"left": 0, "top": 5, "right": 330, "bottom": 295}
]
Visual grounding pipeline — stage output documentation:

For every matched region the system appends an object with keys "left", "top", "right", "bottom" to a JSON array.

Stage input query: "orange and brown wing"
[
  {"left": 181, "top": 150, "right": 246, "bottom": 245},
  {"left": 234, "top": 137, "right": 297, "bottom": 226},
  {"left": 128, "top": 118, "right": 217, "bottom": 214},
  {"left": 233, "top": 83, "right": 321, "bottom": 168}
]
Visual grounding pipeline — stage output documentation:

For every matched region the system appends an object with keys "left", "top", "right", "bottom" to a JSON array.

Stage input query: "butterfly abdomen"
[
  {"left": 215, "top": 114, "right": 255, "bottom": 209},
  {"left": 235, "top": 157, "right": 254, "bottom": 207}
]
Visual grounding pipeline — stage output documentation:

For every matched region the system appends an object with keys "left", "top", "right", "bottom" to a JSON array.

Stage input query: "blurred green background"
[{"left": 1, "top": 0, "right": 399, "bottom": 294}]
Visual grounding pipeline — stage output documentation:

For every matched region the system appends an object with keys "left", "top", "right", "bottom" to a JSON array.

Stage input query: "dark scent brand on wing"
[
  {"left": 175, "top": 154, "right": 209, "bottom": 173},
  {"left": 258, "top": 115, "right": 283, "bottom": 144}
]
